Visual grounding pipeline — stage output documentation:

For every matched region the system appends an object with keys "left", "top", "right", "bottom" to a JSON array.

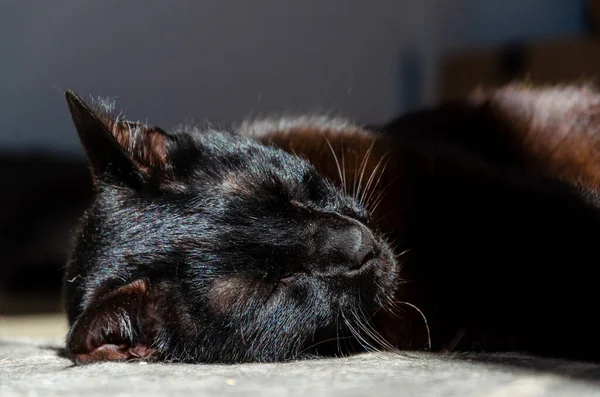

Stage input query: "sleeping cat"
[{"left": 63, "top": 83, "right": 600, "bottom": 364}]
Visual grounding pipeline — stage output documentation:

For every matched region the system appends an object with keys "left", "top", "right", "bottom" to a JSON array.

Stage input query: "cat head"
[{"left": 63, "top": 90, "right": 399, "bottom": 364}]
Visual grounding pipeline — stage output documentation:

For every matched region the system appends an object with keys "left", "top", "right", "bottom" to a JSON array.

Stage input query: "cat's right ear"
[
  {"left": 66, "top": 90, "right": 178, "bottom": 190},
  {"left": 65, "top": 90, "right": 147, "bottom": 189}
]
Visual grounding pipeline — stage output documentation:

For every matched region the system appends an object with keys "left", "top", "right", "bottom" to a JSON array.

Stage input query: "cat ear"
[
  {"left": 65, "top": 90, "right": 173, "bottom": 189},
  {"left": 66, "top": 279, "right": 160, "bottom": 364}
]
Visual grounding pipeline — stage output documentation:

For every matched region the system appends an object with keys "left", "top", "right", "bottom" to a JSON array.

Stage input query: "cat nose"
[{"left": 323, "top": 224, "right": 378, "bottom": 271}]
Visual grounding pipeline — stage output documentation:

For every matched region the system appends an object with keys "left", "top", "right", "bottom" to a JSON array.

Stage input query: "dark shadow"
[
  {"left": 41, "top": 344, "right": 69, "bottom": 359},
  {"left": 451, "top": 352, "right": 600, "bottom": 383},
  {"left": 0, "top": 151, "right": 93, "bottom": 316},
  {"left": 48, "top": 347, "right": 79, "bottom": 369}
]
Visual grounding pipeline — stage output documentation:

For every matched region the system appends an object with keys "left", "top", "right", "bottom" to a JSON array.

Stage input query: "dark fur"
[
  {"left": 63, "top": 91, "right": 397, "bottom": 364},
  {"left": 64, "top": 83, "right": 600, "bottom": 365}
]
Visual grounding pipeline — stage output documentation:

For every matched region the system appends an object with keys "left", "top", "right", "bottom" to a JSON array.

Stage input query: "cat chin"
[{"left": 297, "top": 253, "right": 401, "bottom": 358}]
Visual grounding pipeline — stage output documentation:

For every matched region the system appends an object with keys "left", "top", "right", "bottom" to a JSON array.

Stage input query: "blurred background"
[{"left": 0, "top": 0, "right": 598, "bottom": 330}]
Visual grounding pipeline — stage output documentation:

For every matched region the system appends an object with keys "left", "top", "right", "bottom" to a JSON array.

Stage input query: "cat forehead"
[{"left": 183, "top": 132, "right": 313, "bottom": 177}]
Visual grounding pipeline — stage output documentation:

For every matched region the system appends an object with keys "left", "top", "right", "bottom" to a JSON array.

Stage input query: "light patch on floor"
[
  {"left": 1, "top": 315, "right": 600, "bottom": 396},
  {"left": 0, "top": 313, "right": 67, "bottom": 339}
]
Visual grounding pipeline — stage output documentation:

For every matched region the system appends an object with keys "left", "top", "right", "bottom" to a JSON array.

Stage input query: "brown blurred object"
[{"left": 440, "top": 37, "right": 600, "bottom": 100}]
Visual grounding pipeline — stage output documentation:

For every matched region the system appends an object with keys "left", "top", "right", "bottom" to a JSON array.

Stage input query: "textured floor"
[
  {"left": 2, "top": 315, "right": 600, "bottom": 396},
  {"left": 3, "top": 338, "right": 600, "bottom": 396}
]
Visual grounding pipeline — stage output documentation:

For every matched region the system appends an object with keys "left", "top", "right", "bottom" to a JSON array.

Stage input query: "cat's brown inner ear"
[
  {"left": 66, "top": 279, "right": 160, "bottom": 364},
  {"left": 106, "top": 121, "right": 172, "bottom": 178}
]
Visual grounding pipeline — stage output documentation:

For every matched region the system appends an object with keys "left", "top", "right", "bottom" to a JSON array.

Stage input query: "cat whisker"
[
  {"left": 341, "top": 142, "right": 347, "bottom": 195},
  {"left": 321, "top": 134, "right": 345, "bottom": 193},
  {"left": 361, "top": 153, "right": 390, "bottom": 207},
  {"left": 352, "top": 154, "right": 360, "bottom": 201},
  {"left": 368, "top": 176, "right": 395, "bottom": 207},
  {"left": 368, "top": 177, "right": 398, "bottom": 215},
  {"left": 351, "top": 308, "right": 395, "bottom": 353},
  {"left": 350, "top": 292, "right": 398, "bottom": 353},
  {"left": 356, "top": 302, "right": 398, "bottom": 353},
  {"left": 356, "top": 138, "right": 378, "bottom": 206},
  {"left": 340, "top": 311, "right": 353, "bottom": 356},
  {"left": 389, "top": 300, "right": 432, "bottom": 352},
  {"left": 299, "top": 335, "right": 354, "bottom": 355},
  {"left": 364, "top": 157, "right": 390, "bottom": 209},
  {"left": 373, "top": 281, "right": 401, "bottom": 316},
  {"left": 342, "top": 310, "right": 379, "bottom": 353}
]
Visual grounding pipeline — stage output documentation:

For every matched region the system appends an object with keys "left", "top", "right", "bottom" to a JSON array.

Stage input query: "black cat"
[{"left": 63, "top": 83, "right": 600, "bottom": 365}]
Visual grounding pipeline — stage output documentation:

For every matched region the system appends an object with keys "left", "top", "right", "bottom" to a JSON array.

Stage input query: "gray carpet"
[{"left": 2, "top": 338, "right": 600, "bottom": 396}]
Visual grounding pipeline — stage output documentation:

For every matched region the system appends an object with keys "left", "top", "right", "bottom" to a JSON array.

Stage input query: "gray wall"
[{"left": 0, "top": 0, "right": 585, "bottom": 156}]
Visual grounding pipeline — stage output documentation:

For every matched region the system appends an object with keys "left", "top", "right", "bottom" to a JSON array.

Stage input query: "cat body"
[{"left": 63, "top": 83, "right": 600, "bottom": 364}]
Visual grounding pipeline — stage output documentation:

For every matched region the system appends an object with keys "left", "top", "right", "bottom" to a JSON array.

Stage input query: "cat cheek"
[{"left": 207, "top": 276, "right": 252, "bottom": 315}]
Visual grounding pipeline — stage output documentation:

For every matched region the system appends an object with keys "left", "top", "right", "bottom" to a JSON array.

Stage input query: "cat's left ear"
[
  {"left": 65, "top": 90, "right": 174, "bottom": 189},
  {"left": 66, "top": 279, "right": 161, "bottom": 364}
]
